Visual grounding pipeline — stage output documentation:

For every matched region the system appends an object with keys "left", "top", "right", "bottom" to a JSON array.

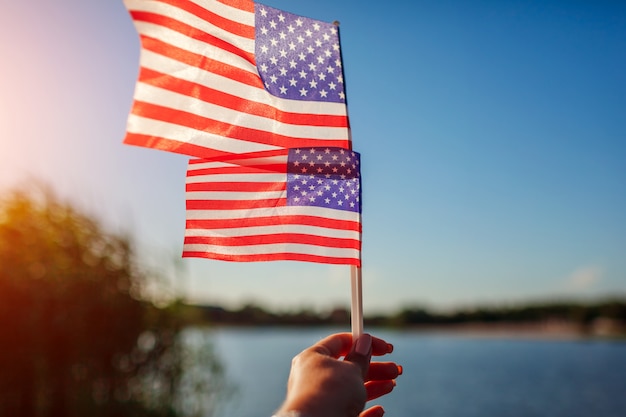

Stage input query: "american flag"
[
  {"left": 184, "top": 147, "right": 361, "bottom": 265},
  {"left": 124, "top": 0, "right": 351, "bottom": 159}
]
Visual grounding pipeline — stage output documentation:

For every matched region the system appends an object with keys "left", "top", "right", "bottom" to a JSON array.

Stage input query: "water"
[{"left": 198, "top": 326, "right": 626, "bottom": 417}]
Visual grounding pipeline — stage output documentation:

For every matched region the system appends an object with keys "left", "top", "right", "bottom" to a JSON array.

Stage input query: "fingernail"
[
  {"left": 387, "top": 343, "right": 394, "bottom": 354},
  {"left": 355, "top": 333, "right": 372, "bottom": 356},
  {"left": 397, "top": 365, "right": 403, "bottom": 375}
]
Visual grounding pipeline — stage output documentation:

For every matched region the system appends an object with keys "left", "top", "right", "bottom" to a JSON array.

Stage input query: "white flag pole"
[{"left": 350, "top": 265, "right": 363, "bottom": 340}]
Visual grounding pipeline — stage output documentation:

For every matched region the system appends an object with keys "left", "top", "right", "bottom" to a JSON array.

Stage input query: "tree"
[{"left": 0, "top": 185, "right": 228, "bottom": 417}]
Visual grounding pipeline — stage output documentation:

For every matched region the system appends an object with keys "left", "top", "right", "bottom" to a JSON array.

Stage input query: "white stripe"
[
  {"left": 186, "top": 205, "right": 360, "bottom": 223},
  {"left": 187, "top": 155, "right": 288, "bottom": 170},
  {"left": 127, "top": 0, "right": 255, "bottom": 54},
  {"left": 185, "top": 223, "right": 360, "bottom": 240},
  {"left": 126, "top": 114, "right": 279, "bottom": 154},
  {"left": 186, "top": 190, "right": 285, "bottom": 200},
  {"left": 139, "top": 50, "right": 349, "bottom": 117},
  {"left": 186, "top": 173, "right": 284, "bottom": 183},
  {"left": 182, "top": 242, "right": 359, "bottom": 258},
  {"left": 133, "top": 83, "right": 348, "bottom": 140},
  {"left": 185, "top": 0, "right": 255, "bottom": 27},
  {"left": 135, "top": 21, "right": 255, "bottom": 74}
]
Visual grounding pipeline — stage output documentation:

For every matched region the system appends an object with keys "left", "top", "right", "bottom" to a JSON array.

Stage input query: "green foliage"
[{"left": 0, "top": 186, "right": 228, "bottom": 417}]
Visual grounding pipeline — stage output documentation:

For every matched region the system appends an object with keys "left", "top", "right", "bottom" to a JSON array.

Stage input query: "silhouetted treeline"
[
  {"left": 181, "top": 300, "right": 626, "bottom": 336},
  {"left": 0, "top": 186, "right": 227, "bottom": 417}
]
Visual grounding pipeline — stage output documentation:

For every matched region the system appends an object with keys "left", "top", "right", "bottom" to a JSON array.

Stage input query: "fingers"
[
  {"left": 311, "top": 333, "right": 394, "bottom": 359},
  {"left": 366, "top": 361, "right": 402, "bottom": 382},
  {"left": 344, "top": 333, "right": 373, "bottom": 378},
  {"left": 360, "top": 405, "right": 385, "bottom": 417},
  {"left": 365, "top": 379, "right": 396, "bottom": 401}
]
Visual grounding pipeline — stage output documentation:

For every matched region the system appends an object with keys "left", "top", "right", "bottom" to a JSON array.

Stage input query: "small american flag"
[
  {"left": 124, "top": 0, "right": 351, "bottom": 159},
  {"left": 184, "top": 147, "right": 361, "bottom": 265}
]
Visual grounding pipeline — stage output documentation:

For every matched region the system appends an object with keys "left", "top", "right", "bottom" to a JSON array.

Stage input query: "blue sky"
[{"left": 1, "top": 0, "right": 624, "bottom": 314}]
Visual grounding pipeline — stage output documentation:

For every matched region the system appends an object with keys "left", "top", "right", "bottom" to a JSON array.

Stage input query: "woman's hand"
[{"left": 274, "top": 333, "right": 401, "bottom": 417}]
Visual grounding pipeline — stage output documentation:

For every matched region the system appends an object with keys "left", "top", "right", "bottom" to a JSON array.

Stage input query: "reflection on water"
[{"left": 193, "top": 326, "right": 626, "bottom": 417}]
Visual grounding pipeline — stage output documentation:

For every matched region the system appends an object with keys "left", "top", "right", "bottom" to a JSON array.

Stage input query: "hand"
[{"left": 275, "top": 333, "right": 401, "bottom": 417}]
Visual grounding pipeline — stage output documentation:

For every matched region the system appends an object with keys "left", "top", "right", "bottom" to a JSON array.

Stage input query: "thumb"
[{"left": 344, "top": 333, "right": 372, "bottom": 378}]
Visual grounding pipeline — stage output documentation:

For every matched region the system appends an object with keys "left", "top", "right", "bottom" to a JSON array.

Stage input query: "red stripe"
[
  {"left": 124, "top": 133, "right": 238, "bottom": 159},
  {"left": 216, "top": 0, "right": 255, "bottom": 13},
  {"left": 139, "top": 35, "right": 259, "bottom": 87},
  {"left": 187, "top": 149, "right": 289, "bottom": 164},
  {"left": 139, "top": 68, "right": 349, "bottom": 128},
  {"left": 184, "top": 233, "right": 360, "bottom": 249},
  {"left": 186, "top": 216, "right": 362, "bottom": 232},
  {"left": 133, "top": 12, "right": 255, "bottom": 67},
  {"left": 186, "top": 164, "right": 286, "bottom": 176},
  {"left": 186, "top": 182, "right": 285, "bottom": 192},
  {"left": 182, "top": 251, "right": 360, "bottom": 266},
  {"left": 131, "top": 101, "right": 350, "bottom": 149},
  {"left": 152, "top": 0, "right": 255, "bottom": 38},
  {"left": 186, "top": 198, "right": 287, "bottom": 210}
]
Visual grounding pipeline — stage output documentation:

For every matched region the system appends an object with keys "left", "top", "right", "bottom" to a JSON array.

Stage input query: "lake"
[{"left": 193, "top": 326, "right": 626, "bottom": 417}]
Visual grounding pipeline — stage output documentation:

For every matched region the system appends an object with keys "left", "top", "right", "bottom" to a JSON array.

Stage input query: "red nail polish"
[{"left": 397, "top": 365, "right": 403, "bottom": 375}]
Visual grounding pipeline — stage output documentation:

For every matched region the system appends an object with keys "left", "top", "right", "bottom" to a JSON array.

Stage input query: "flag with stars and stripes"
[
  {"left": 123, "top": 0, "right": 351, "bottom": 160},
  {"left": 184, "top": 147, "right": 361, "bottom": 265}
]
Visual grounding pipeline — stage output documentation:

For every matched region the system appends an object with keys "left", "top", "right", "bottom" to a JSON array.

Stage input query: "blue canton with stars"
[
  {"left": 286, "top": 148, "right": 360, "bottom": 213},
  {"left": 255, "top": 3, "right": 346, "bottom": 103}
]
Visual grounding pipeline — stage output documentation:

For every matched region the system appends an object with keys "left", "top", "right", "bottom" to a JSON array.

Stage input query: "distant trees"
[{"left": 0, "top": 186, "right": 227, "bottom": 417}]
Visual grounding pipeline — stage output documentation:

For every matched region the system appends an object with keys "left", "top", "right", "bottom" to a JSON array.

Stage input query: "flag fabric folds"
[
  {"left": 124, "top": 0, "right": 351, "bottom": 160},
  {"left": 184, "top": 147, "right": 361, "bottom": 265}
]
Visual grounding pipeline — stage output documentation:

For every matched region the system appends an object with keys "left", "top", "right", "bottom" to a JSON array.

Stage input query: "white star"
[
  {"left": 279, "top": 85, "right": 288, "bottom": 94},
  {"left": 309, "top": 79, "right": 318, "bottom": 88},
  {"left": 315, "top": 39, "right": 322, "bottom": 48},
  {"left": 329, "top": 81, "right": 337, "bottom": 90},
  {"left": 279, "top": 49, "right": 287, "bottom": 58},
  {"left": 297, "top": 35, "right": 305, "bottom": 44},
  {"left": 323, "top": 33, "right": 330, "bottom": 41},
  {"left": 260, "top": 8, "right": 268, "bottom": 17},
  {"left": 318, "top": 73, "right": 326, "bottom": 81},
  {"left": 308, "top": 62, "right": 316, "bottom": 71},
  {"left": 295, "top": 18, "right": 303, "bottom": 27},
  {"left": 339, "top": 91, "right": 345, "bottom": 100},
  {"left": 269, "top": 20, "right": 277, "bottom": 29},
  {"left": 326, "top": 66, "right": 335, "bottom": 74},
  {"left": 288, "top": 42, "right": 296, "bottom": 51},
  {"left": 287, "top": 24, "right": 295, "bottom": 33},
  {"left": 299, "top": 70, "right": 307, "bottom": 79},
  {"left": 279, "top": 67, "right": 288, "bottom": 76},
  {"left": 279, "top": 31, "right": 287, "bottom": 40},
  {"left": 289, "top": 60, "right": 297, "bottom": 68},
  {"left": 261, "top": 27, "right": 269, "bottom": 36},
  {"left": 289, "top": 77, "right": 298, "bottom": 86},
  {"left": 278, "top": 14, "right": 285, "bottom": 22},
  {"left": 305, "top": 29, "right": 313, "bottom": 37},
  {"left": 319, "top": 90, "right": 328, "bottom": 98},
  {"left": 313, "top": 23, "right": 321, "bottom": 31}
]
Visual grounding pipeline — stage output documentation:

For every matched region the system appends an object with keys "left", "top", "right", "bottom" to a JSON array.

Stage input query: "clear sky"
[{"left": 1, "top": 0, "right": 625, "bottom": 314}]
